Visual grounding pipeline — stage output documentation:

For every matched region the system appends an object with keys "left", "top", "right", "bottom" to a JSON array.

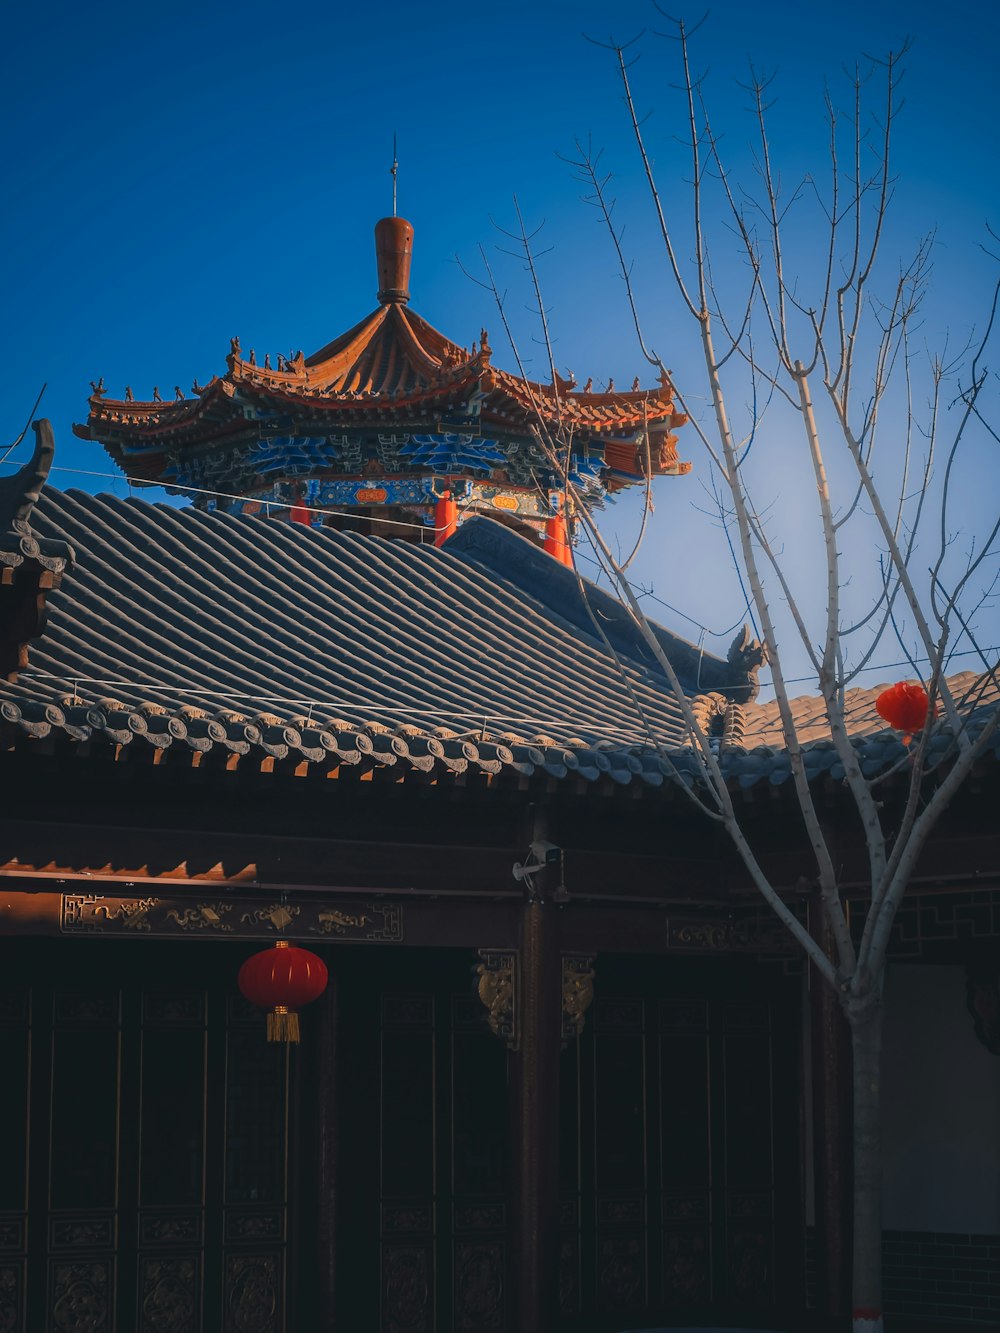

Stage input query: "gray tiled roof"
[
  {"left": 731, "top": 671, "right": 1000, "bottom": 789},
  {"left": 0, "top": 487, "right": 744, "bottom": 787},
  {"left": 1, "top": 473, "right": 996, "bottom": 792}
]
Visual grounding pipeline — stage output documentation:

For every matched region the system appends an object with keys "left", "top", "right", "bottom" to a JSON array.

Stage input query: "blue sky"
[{"left": 2, "top": 0, "right": 997, "bottom": 686}]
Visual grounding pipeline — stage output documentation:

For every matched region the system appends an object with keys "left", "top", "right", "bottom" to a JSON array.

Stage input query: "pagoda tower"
[{"left": 75, "top": 217, "right": 689, "bottom": 556}]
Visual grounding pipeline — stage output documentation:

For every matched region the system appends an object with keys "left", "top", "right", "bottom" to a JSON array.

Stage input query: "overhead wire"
[
  {"left": 0, "top": 455, "right": 449, "bottom": 536},
  {"left": 0, "top": 384, "right": 47, "bottom": 469}
]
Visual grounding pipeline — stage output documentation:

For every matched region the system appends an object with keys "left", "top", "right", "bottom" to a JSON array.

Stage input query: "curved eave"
[
  {"left": 78, "top": 378, "right": 228, "bottom": 441},
  {"left": 484, "top": 366, "right": 687, "bottom": 434},
  {"left": 604, "top": 437, "right": 693, "bottom": 480},
  {"left": 74, "top": 300, "right": 688, "bottom": 463}
]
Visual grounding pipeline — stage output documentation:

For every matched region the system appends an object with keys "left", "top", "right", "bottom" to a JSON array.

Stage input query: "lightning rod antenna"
[{"left": 391, "top": 133, "right": 398, "bottom": 218}]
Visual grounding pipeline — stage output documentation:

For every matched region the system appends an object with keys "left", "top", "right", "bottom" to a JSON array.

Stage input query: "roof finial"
[
  {"left": 375, "top": 214, "right": 414, "bottom": 305},
  {"left": 391, "top": 133, "right": 398, "bottom": 218}
]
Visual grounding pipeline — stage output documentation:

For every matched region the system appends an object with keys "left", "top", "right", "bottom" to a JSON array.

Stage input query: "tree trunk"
[
  {"left": 848, "top": 995, "right": 885, "bottom": 1333},
  {"left": 809, "top": 896, "right": 852, "bottom": 1316}
]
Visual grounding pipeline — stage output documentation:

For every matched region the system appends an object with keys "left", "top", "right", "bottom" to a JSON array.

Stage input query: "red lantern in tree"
[
  {"left": 237, "top": 940, "right": 328, "bottom": 1043},
  {"left": 875, "top": 681, "right": 936, "bottom": 744}
]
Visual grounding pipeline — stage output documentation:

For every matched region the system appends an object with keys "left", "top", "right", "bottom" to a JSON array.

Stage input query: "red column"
[
  {"left": 434, "top": 491, "right": 458, "bottom": 546},
  {"left": 544, "top": 512, "right": 572, "bottom": 566}
]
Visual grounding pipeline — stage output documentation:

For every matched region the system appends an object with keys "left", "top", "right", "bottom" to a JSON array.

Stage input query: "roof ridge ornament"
[
  {"left": 727, "top": 625, "right": 768, "bottom": 703},
  {"left": 0, "top": 420, "right": 74, "bottom": 681}
]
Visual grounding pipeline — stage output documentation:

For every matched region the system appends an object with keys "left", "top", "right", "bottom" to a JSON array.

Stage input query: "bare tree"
[{"left": 477, "top": 19, "right": 1000, "bottom": 1333}]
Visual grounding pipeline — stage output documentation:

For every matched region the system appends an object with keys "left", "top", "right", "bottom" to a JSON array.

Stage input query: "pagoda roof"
[
  {"left": 79, "top": 313, "right": 685, "bottom": 442},
  {"left": 75, "top": 217, "right": 689, "bottom": 487}
]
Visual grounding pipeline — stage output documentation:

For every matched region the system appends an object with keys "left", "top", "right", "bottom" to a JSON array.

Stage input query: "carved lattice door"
[
  {"left": 557, "top": 955, "right": 802, "bottom": 1324},
  {"left": 0, "top": 940, "right": 296, "bottom": 1333},
  {"left": 335, "top": 948, "right": 510, "bottom": 1333}
]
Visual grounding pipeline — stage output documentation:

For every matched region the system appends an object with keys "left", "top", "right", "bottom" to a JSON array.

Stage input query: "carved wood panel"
[
  {"left": 139, "top": 1256, "right": 198, "bottom": 1333},
  {"left": 453, "top": 1242, "right": 503, "bottom": 1332},
  {"left": 0, "top": 1261, "right": 23, "bottom": 1333},
  {"left": 50, "top": 1258, "right": 113, "bottom": 1333},
  {"left": 382, "top": 1245, "right": 432, "bottom": 1333}
]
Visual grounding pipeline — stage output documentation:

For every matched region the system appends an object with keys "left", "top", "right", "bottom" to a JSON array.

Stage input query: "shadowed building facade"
[{"left": 1, "top": 222, "right": 999, "bottom": 1333}]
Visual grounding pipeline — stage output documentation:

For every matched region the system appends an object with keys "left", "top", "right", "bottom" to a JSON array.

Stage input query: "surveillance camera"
[{"left": 528, "top": 839, "right": 561, "bottom": 864}]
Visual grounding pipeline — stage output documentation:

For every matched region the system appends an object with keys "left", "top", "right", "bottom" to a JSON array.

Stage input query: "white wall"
[{"left": 882, "top": 962, "right": 1000, "bottom": 1233}]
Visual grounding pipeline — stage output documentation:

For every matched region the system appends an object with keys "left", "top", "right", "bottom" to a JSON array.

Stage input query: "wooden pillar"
[
  {"left": 510, "top": 894, "right": 561, "bottom": 1333},
  {"left": 809, "top": 894, "right": 853, "bottom": 1319},
  {"left": 434, "top": 490, "right": 458, "bottom": 546},
  {"left": 543, "top": 511, "right": 571, "bottom": 565},
  {"left": 315, "top": 973, "right": 339, "bottom": 1329}
]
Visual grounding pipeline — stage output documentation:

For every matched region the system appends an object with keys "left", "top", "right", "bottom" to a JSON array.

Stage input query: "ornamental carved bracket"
[
  {"left": 561, "top": 954, "right": 595, "bottom": 1046},
  {"left": 475, "top": 949, "right": 517, "bottom": 1049},
  {"left": 474, "top": 950, "right": 596, "bottom": 1050}
]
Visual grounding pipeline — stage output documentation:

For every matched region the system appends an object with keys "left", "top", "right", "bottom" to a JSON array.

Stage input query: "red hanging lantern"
[
  {"left": 875, "top": 681, "right": 937, "bottom": 744},
  {"left": 237, "top": 941, "right": 328, "bottom": 1043}
]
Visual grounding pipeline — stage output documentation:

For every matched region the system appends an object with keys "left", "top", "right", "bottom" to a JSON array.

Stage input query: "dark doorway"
[
  {"left": 557, "top": 954, "right": 804, "bottom": 1331},
  {"left": 331, "top": 947, "right": 510, "bottom": 1333}
]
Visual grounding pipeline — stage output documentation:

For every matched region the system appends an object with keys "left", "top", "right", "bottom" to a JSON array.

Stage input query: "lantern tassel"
[{"left": 267, "top": 1007, "right": 300, "bottom": 1044}]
